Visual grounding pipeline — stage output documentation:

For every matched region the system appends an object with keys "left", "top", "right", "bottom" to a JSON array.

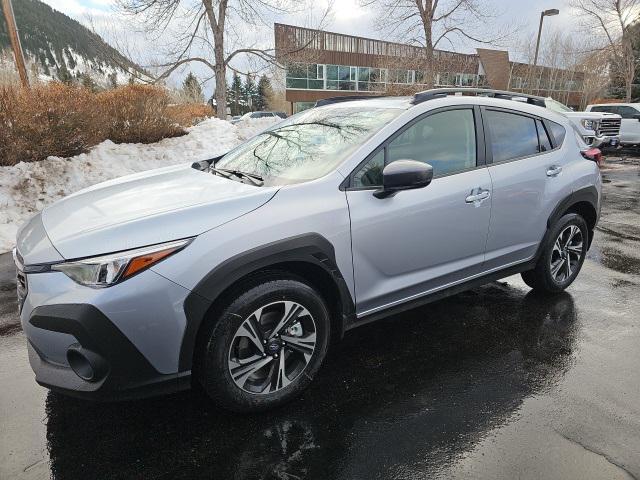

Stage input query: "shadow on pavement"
[{"left": 41, "top": 284, "right": 578, "bottom": 480}]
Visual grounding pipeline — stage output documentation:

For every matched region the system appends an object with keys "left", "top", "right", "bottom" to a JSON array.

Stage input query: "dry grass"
[{"left": 0, "top": 83, "right": 210, "bottom": 166}]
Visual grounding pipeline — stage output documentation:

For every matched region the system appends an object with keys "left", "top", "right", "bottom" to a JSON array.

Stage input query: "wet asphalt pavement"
[{"left": 1, "top": 158, "right": 640, "bottom": 480}]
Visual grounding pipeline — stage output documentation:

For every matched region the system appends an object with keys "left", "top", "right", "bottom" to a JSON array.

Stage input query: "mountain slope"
[{"left": 0, "top": 0, "right": 141, "bottom": 84}]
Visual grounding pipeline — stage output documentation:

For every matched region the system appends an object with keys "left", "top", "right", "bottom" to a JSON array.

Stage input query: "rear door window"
[{"left": 485, "top": 110, "right": 539, "bottom": 162}]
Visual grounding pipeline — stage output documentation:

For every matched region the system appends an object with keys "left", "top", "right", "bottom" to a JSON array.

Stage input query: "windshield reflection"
[{"left": 215, "top": 107, "right": 401, "bottom": 186}]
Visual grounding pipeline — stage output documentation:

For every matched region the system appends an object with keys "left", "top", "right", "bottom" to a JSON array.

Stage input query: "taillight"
[{"left": 581, "top": 147, "right": 603, "bottom": 166}]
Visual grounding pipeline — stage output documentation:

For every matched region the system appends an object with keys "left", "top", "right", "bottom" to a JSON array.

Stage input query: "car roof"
[{"left": 315, "top": 91, "right": 565, "bottom": 122}]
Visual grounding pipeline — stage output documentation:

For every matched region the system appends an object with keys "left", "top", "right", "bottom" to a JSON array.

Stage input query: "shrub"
[
  {"left": 166, "top": 103, "right": 214, "bottom": 127},
  {"left": 0, "top": 83, "right": 197, "bottom": 166},
  {"left": 96, "top": 85, "right": 185, "bottom": 144},
  {"left": 0, "top": 83, "right": 101, "bottom": 166}
]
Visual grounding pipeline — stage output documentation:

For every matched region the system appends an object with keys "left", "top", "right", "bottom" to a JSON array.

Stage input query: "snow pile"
[
  {"left": 0, "top": 116, "right": 280, "bottom": 253},
  {"left": 236, "top": 117, "right": 285, "bottom": 141}
]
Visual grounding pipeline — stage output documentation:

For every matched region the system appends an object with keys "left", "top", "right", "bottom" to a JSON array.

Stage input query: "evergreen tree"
[
  {"left": 108, "top": 72, "right": 118, "bottom": 89},
  {"left": 81, "top": 73, "right": 97, "bottom": 92},
  {"left": 227, "top": 72, "right": 243, "bottom": 116},
  {"left": 255, "top": 75, "right": 272, "bottom": 111},
  {"left": 57, "top": 64, "right": 73, "bottom": 84},
  {"left": 64, "top": 48, "right": 76, "bottom": 70},
  {"left": 182, "top": 72, "right": 203, "bottom": 103},
  {"left": 243, "top": 75, "right": 258, "bottom": 112}
]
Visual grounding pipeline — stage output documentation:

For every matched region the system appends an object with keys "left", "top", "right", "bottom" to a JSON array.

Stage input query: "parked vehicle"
[
  {"left": 15, "top": 88, "right": 601, "bottom": 412},
  {"left": 544, "top": 97, "right": 621, "bottom": 148},
  {"left": 586, "top": 103, "right": 640, "bottom": 146},
  {"left": 231, "top": 111, "right": 287, "bottom": 124}
]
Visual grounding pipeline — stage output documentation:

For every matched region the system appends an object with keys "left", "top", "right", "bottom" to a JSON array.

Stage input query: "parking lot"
[{"left": 1, "top": 156, "right": 639, "bottom": 480}]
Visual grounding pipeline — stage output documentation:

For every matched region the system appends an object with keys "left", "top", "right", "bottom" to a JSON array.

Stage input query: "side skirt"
[{"left": 345, "top": 259, "right": 536, "bottom": 330}]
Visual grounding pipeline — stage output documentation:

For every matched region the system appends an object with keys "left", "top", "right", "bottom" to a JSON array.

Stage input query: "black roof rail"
[
  {"left": 315, "top": 95, "right": 385, "bottom": 107},
  {"left": 412, "top": 88, "right": 546, "bottom": 107}
]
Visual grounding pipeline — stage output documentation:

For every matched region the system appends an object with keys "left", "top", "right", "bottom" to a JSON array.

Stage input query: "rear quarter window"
[{"left": 548, "top": 121, "right": 566, "bottom": 146}]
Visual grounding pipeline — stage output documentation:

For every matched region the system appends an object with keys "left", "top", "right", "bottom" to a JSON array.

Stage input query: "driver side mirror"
[
  {"left": 373, "top": 159, "right": 433, "bottom": 199},
  {"left": 632, "top": 114, "right": 640, "bottom": 121}
]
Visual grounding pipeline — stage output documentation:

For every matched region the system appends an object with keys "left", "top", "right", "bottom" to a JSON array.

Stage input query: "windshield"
[
  {"left": 545, "top": 98, "right": 573, "bottom": 113},
  {"left": 215, "top": 106, "right": 402, "bottom": 186}
]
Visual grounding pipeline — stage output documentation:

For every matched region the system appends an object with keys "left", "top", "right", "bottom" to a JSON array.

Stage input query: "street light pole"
[
  {"left": 533, "top": 8, "right": 559, "bottom": 68},
  {"left": 1, "top": 0, "right": 29, "bottom": 88}
]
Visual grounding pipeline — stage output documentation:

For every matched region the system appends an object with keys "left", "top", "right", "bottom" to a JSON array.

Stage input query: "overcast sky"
[{"left": 39, "top": 0, "right": 582, "bottom": 94}]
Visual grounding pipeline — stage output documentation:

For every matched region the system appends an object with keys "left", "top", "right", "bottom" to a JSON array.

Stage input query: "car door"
[
  {"left": 345, "top": 106, "right": 492, "bottom": 316},
  {"left": 482, "top": 107, "right": 573, "bottom": 271},
  {"left": 614, "top": 105, "right": 640, "bottom": 144}
]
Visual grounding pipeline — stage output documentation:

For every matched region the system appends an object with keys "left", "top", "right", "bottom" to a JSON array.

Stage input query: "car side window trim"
[
  {"left": 342, "top": 105, "right": 485, "bottom": 190},
  {"left": 482, "top": 106, "right": 562, "bottom": 165}
]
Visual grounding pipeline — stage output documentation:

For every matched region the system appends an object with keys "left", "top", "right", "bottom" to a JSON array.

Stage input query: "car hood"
[
  {"left": 41, "top": 163, "right": 278, "bottom": 259},
  {"left": 562, "top": 111, "right": 621, "bottom": 120}
]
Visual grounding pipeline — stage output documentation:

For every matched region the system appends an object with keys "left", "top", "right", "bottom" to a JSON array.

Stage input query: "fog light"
[{"left": 66, "top": 345, "right": 107, "bottom": 382}]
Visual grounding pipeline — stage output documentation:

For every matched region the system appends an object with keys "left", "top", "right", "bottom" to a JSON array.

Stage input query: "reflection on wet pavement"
[
  {"left": 1, "top": 159, "right": 639, "bottom": 479},
  {"left": 41, "top": 287, "right": 575, "bottom": 479}
]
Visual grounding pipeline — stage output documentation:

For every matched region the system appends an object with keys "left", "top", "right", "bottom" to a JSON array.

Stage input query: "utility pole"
[{"left": 1, "top": 0, "right": 29, "bottom": 88}]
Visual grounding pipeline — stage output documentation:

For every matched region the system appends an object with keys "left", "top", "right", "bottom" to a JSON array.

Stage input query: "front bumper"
[
  {"left": 587, "top": 135, "right": 619, "bottom": 148},
  {"left": 20, "top": 267, "right": 194, "bottom": 401},
  {"left": 26, "top": 303, "right": 191, "bottom": 400}
]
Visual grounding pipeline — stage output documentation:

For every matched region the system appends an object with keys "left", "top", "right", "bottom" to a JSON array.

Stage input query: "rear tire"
[
  {"left": 521, "top": 213, "right": 588, "bottom": 294},
  {"left": 197, "top": 274, "right": 331, "bottom": 413}
]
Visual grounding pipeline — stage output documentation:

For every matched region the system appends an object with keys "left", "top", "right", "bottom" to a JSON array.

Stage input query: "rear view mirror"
[{"left": 373, "top": 160, "right": 433, "bottom": 199}]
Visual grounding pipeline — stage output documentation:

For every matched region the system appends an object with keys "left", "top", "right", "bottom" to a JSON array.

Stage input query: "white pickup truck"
[
  {"left": 586, "top": 103, "right": 640, "bottom": 146},
  {"left": 544, "top": 98, "right": 621, "bottom": 148}
]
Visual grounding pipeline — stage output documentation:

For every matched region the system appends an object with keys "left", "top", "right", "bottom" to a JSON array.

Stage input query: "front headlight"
[
  {"left": 52, "top": 239, "right": 191, "bottom": 288},
  {"left": 581, "top": 119, "right": 598, "bottom": 131}
]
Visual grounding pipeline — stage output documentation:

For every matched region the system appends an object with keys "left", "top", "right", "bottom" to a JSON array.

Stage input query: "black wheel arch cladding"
[
  {"left": 543, "top": 186, "right": 599, "bottom": 252},
  {"left": 180, "top": 233, "right": 355, "bottom": 372}
]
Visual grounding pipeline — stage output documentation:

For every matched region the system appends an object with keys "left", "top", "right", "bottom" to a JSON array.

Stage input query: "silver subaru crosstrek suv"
[{"left": 15, "top": 88, "right": 601, "bottom": 412}]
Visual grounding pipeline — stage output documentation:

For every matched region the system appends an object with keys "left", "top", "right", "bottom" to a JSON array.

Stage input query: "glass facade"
[
  {"left": 286, "top": 63, "right": 485, "bottom": 92},
  {"left": 509, "top": 75, "right": 583, "bottom": 92}
]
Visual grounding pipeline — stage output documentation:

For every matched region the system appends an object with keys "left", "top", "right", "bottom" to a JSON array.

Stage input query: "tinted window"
[
  {"left": 486, "top": 110, "right": 539, "bottom": 162},
  {"left": 548, "top": 120, "right": 566, "bottom": 146},
  {"left": 536, "top": 119, "right": 552, "bottom": 152},
  {"left": 617, "top": 106, "right": 639, "bottom": 119},
  {"left": 387, "top": 109, "right": 476, "bottom": 177},
  {"left": 353, "top": 150, "right": 384, "bottom": 187},
  {"left": 590, "top": 105, "right": 617, "bottom": 114}
]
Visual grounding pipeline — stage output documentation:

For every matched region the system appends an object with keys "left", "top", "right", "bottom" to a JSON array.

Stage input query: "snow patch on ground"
[{"left": 0, "top": 117, "right": 279, "bottom": 253}]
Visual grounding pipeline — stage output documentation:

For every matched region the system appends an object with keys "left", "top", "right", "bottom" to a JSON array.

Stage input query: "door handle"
[
  {"left": 465, "top": 189, "right": 490, "bottom": 204},
  {"left": 546, "top": 165, "right": 563, "bottom": 177}
]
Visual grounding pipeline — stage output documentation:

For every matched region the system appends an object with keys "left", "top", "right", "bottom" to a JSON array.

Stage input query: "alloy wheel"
[
  {"left": 550, "top": 225, "right": 584, "bottom": 283},
  {"left": 228, "top": 301, "right": 317, "bottom": 394}
]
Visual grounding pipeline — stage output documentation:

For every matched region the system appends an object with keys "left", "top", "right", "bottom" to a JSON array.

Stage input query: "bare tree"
[
  {"left": 363, "top": 0, "right": 513, "bottom": 86},
  {"left": 116, "top": 0, "right": 320, "bottom": 118},
  {"left": 571, "top": 0, "right": 640, "bottom": 101}
]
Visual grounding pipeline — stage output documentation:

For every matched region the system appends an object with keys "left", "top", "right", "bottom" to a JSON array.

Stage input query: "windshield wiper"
[{"left": 214, "top": 167, "right": 264, "bottom": 186}]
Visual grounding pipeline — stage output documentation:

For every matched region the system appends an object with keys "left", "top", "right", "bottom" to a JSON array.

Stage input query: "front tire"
[
  {"left": 521, "top": 213, "right": 588, "bottom": 293},
  {"left": 197, "top": 274, "right": 331, "bottom": 412}
]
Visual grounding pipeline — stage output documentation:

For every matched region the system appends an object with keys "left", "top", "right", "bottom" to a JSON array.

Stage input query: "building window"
[{"left": 455, "top": 73, "right": 478, "bottom": 87}]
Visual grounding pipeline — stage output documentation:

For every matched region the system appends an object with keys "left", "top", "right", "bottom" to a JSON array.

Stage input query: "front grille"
[{"left": 598, "top": 118, "right": 621, "bottom": 136}]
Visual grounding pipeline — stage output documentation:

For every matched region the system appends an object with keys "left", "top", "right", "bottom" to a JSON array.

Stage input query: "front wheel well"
[{"left": 191, "top": 261, "right": 349, "bottom": 372}]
